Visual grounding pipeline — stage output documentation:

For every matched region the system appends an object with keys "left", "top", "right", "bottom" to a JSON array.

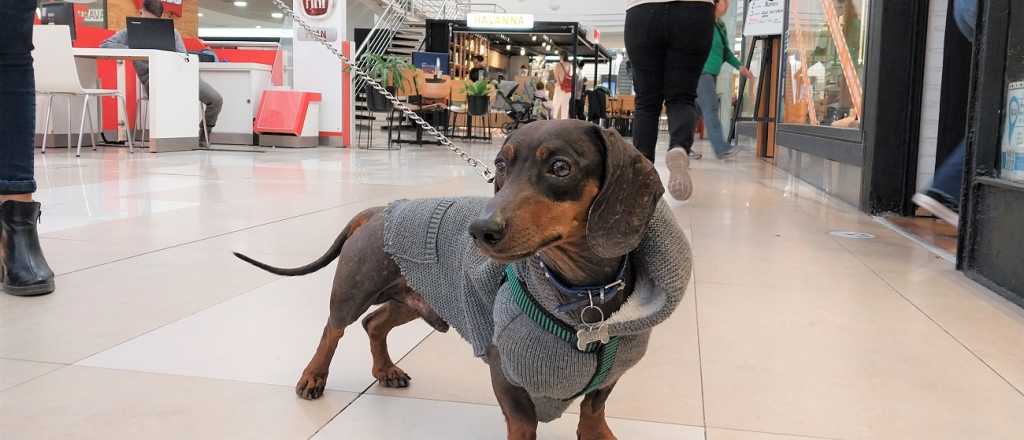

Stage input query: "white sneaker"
[
  {"left": 666, "top": 148, "right": 693, "bottom": 201},
  {"left": 912, "top": 192, "right": 960, "bottom": 226}
]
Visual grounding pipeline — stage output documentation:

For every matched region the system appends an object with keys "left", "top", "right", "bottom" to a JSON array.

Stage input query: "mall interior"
[{"left": 3, "top": 0, "right": 1024, "bottom": 438}]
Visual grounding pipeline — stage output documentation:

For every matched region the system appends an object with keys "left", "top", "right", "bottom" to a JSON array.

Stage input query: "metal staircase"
[{"left": 354, "top": 0, "right": 467, "bottom": 146}]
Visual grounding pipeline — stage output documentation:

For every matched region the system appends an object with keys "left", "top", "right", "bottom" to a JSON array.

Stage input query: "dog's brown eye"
[{"left": 550, "top": 159, "right": 571, "bottom": 177}]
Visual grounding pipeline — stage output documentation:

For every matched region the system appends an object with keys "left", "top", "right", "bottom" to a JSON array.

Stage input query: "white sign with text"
[{"left": 743, "top": 0, "right": 785, "bottom": 37}]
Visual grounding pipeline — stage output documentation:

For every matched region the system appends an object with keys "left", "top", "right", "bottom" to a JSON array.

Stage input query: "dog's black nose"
[{"left": 470, "top": 216, "right": 506, "bottom": 246}]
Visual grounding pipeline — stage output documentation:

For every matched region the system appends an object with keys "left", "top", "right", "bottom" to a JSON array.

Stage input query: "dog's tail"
[{"left": 233, "top": 227, "right": 350, "bottom": 276}]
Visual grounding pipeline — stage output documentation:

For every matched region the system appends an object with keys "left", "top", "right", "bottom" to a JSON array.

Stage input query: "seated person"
[{"left": 101, "top": 0, "right": 222, "bottom": 147}]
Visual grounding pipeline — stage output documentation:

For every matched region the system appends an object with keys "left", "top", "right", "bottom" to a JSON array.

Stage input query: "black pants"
[
  {"left": 0, "top": 0, "right": 37, "bottom": 195},
  {"left": 574, "top": 99, "right": 586, "bottom": 120},
  {"left": 624, "top": 2, "right": 714, "bottom": 162}
]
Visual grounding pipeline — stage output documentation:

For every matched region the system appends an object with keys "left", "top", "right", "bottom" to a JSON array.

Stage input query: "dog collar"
[{"left": 538, "top": 257, "right": 629, "bottom": 314}]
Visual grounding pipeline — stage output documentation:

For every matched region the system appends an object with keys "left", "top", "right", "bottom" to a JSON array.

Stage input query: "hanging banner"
[{"left": 743, "top": 0, "right": 785, "bottom": 37}]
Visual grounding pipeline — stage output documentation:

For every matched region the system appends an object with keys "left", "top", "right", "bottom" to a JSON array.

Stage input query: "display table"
[
  {"left": 199, "top": 63, "right": 272, "bottom": 145},
  {"left": 71, "top": 48, "right": 200, "bottom": 153}
]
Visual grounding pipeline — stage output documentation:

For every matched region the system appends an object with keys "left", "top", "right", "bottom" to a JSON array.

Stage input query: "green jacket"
[{"left": 703, "top": 21, "right": 742, "bottom": 76}]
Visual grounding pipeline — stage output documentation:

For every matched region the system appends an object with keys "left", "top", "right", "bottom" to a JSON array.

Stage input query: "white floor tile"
[
  {"left": 314, "top": 394, "right": 705, "bottom": 440},
  {"left": 78, "top": 264, "right": 434, "bottom": 393}
]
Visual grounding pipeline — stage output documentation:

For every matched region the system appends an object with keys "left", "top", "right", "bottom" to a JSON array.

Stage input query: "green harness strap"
[{"left": 503, "top": 265, "right": 620, "bottom": 399}]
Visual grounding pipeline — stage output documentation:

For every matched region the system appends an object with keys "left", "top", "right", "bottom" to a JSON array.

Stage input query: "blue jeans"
[
  {"left": 696, "top": 73, "right": 732, "bottom": 157},
  {"left": 0, "top": 0, "right": 37, "bottom": 195},
  {"left": 928, "top": 0, "right": 976, "bottom": 206}
]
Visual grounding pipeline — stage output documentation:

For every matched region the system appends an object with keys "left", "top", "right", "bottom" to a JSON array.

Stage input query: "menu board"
[{"left": 743, "top": 0, "right": 785, "bottom": 37}]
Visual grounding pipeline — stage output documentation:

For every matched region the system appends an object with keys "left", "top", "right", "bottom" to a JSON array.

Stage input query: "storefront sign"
[
  {"left": 743, "top": 0, "right": 785, "bottom": 37},
  {"left": 301, "top": 0, "right": 334, "bottom": 19},
  {"left": 296, "top": 26, "right": 338, "bottom": 42},
  {"left": 466, "top": 13, "right": 534, "bottom": 30},
  {"left": 1002, "top": 81, "right": 1024, "bottom": 181}
]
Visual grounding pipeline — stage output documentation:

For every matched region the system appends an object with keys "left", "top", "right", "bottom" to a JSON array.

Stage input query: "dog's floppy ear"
[{"left": 586, "top": 126, "right": 664, "bottom": 258}]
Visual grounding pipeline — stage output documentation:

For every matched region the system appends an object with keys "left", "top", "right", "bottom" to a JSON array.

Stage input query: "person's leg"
[
  {"left": 199, "top": 79, "right": 223, "bottom": 128},
  {"left": 914, "top": 141, "right": 964, "bottom": 226},
  {"left": 0, "top": 1, "right": 55, "bottom": 296},
  {"left": 0, "top": 0, "right": 37, "bottom": 201},
  {"left": 663, "top": 3, "right": 714, "bottom": 160},
  {"left": 624, "top": 4, "right": 666, "bottom": 163},
  {"left": 953, "top": 0, "right": 977, "bottom": 42},
  {"left": 696, "top": 73, "right": 733, "bottom": 158}
]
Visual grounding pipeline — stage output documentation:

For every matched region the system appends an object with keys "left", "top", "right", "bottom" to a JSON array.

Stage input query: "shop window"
[{"left": 782, "top": 0, "right": 869, "bottom": 129}]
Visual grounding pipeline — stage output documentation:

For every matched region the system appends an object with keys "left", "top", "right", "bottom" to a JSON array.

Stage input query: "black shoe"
[{"left": 1, "top": 201, "right": 55, "bottom": 296}]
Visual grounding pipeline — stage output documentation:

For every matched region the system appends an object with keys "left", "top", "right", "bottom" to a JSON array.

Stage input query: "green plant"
[
  {"left": 364, "top": 54, "right": 414, "bottom": 93},
  {"left": 463, "top": 78, "right": 490, "bottom": 97}
]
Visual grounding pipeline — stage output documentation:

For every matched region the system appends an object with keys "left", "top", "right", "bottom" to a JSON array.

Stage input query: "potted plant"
[
  {"left": 364, "top": 54, "right": 413, "bottom": 112},
  {"left": 464, "top": 78, "right": 491, "bottom": 116}
]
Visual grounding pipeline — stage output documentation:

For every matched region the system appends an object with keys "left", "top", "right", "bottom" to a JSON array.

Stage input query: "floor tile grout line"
[
  {"left": 704, "top": 424, "right": 847, "bottom": 440},
  {"left": 315, "top": 390, "right": 712, "bottom": 432},
  {"left": 836, "top": 240, "right": 1024, "bottom": 400},
  {"left": 66, "top": 278, "right": 283, "bottom": 367},
  {"left": 309, "top": 329, "right": 437, "bottom": 439},
  {"left": 0, "top": 357, "right": 71, "bottom": 366},
  {"left": 685, "top": 213, "right": 711, "bottom": 440},
  {"left": 872, "top": 216, "right": 956, "bottom": 263},
  {"left": 50, "top": 198, "right": 382, "bottom": 278},
  {"left": 693, "top": 280, "right": 711, "bottom": 440}
]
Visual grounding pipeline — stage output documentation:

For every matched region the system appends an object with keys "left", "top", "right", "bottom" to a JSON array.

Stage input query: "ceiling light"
[
  {"left": 506, "top": 44, "right": 511, "bottom": 50},
  {"left": 197, "top": 12, "right": 203, "bottom": 17},
  {"left": 255, "top": 25, "right": 262, "bottom": 29},
  {"left": 233, "top": 1, "right": 247, "bottom": 7},
  {"left": 271, "top": 12, "right": 283, "bottom": 18},
  {"left": 520, "top": 47, "right": 526, "bottom": 56},
  {"left": 531, "top": 35, "right": 537, "bottom": 41}
]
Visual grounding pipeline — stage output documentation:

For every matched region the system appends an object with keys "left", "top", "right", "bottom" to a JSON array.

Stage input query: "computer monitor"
[
  {"left": 126, "top": 17, "right": 176, "bottom": 52},
  {"left": 412, "top": 52, "right": 450, "bottom": 76},
  {"left": 39, "top": 2, "right": 76, "bottom": 40}
]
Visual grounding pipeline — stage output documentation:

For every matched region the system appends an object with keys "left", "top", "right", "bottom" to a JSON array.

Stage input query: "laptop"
[{"left": 126, "top": 17, "right": 176, "bottom": 52}]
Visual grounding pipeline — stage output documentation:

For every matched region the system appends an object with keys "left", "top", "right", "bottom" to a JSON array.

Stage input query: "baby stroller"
[{"left": 495, "top": 83, "right": 536, "bottom": 134}]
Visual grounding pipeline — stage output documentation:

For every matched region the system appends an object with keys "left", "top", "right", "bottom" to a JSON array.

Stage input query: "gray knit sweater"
[{"left": 383, "top": 197, "right": 691, "bottom": 422}]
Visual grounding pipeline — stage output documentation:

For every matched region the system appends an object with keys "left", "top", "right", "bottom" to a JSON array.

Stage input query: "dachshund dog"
[{"left": 235, "top": 120, "right": 688, "bottom": 439}]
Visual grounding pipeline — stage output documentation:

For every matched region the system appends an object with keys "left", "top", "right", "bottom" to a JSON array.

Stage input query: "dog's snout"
[{"left": 470, "top": 216, "right": 506, "bottom": 246}]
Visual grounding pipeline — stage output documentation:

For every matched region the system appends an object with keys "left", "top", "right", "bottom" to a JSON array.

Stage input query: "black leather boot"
[{"left": 1, "top": 200, "right": 55, "bottom": 296}]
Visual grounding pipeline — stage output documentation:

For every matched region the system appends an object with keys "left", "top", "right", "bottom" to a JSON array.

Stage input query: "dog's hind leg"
[
  {"left": 362, "top": 300, "right": 419, "bottom": 388},
  {"left": 295, "top": 213, "right": 403, "bottom": 400},
  {"left": 576, "top": 382, "right": 619, "bottom": 440}
]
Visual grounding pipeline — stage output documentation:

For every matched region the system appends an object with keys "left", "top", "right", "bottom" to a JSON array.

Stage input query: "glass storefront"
[{"left": 781, "top": 0, "right": 869, "bottom": 128}]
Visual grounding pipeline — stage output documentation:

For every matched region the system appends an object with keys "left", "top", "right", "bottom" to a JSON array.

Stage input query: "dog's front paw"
[
  {"left": 295, "top": 371, "right": 327, "bottom": 400},
  {"left": 374, "top": 365, "right": 411, "bottom": 388}
]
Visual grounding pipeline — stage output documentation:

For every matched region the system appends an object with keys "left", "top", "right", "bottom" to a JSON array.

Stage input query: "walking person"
[
  {"left": 551, "top": 52, "right": 574, "bottom": 120},
  {"left": 0, "top": 0, "right": 56, "bottom": 296},
  {"left": 912, "top": 0, "right": 976, "bottom": 226},
  {"left": 697, "top": 0, "right": 755, "bottom": 160},
  {"left": 625, "top": 0, "right": 715, "bottom": 201},
  {"left": 575, "top": 62, "right": 588, "bottom": 120}
]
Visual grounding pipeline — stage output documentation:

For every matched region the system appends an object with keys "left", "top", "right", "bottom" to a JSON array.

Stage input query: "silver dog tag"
[{"left": 576, "top": 325, "right": 610, "bottom": 351}]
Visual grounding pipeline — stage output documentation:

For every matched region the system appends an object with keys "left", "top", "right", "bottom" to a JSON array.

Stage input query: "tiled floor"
[{"left": 2, "top": 138, "right": 1024, "bottom": 440}]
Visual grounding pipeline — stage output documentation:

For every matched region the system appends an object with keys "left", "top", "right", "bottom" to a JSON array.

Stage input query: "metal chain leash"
[{"left": 271, "top": 0, "right": 496, "bottom": 183}]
